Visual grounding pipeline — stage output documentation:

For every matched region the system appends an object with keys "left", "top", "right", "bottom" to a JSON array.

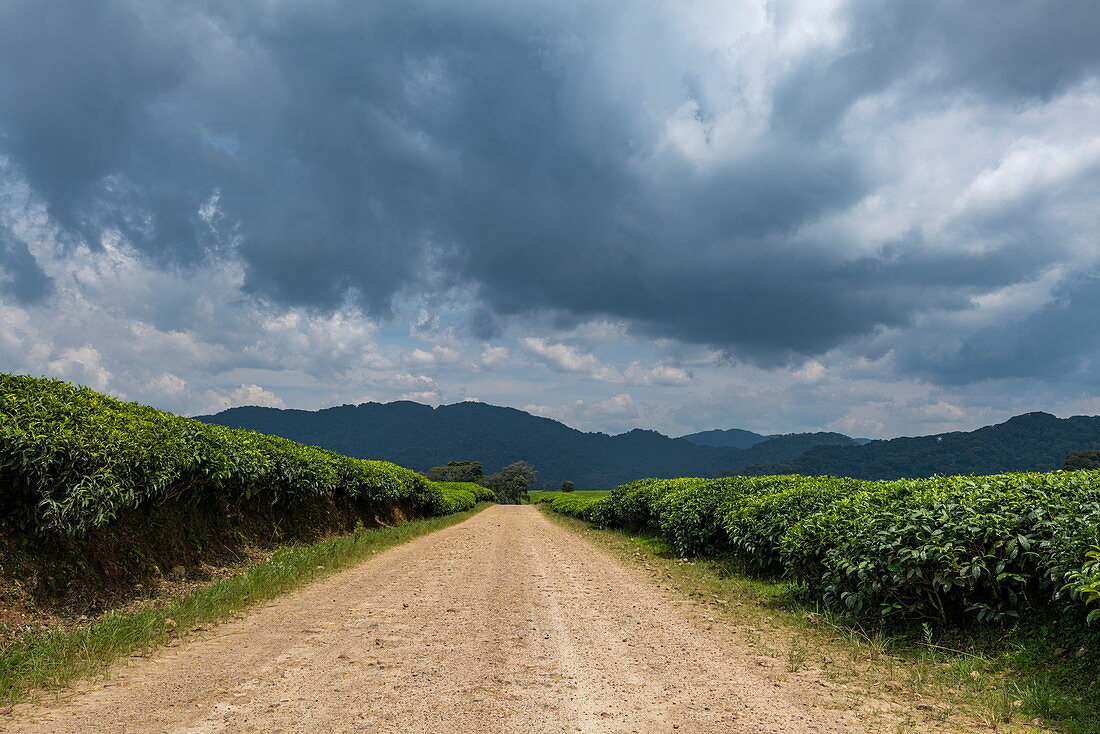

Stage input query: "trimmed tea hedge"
[
  {"left": 430, "top": 481, "right": 497, "bottom": 514},
  {"left": 541, "top": 472, "right": 1100, "bottom": 625},
  {"left": 0, "top": 374, "right": 486, "bottom": 535},
  {"left": 535, "top": 491, "right": 606, "bottom": 521}
]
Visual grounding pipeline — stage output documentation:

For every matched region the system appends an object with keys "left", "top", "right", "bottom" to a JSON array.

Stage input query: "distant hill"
[
  {"left": 195, "top": 401, "right": 855, "bottom": 489},
  {"left": 679, "top": 428, "right": 774, "bottom": 449},
  {"left": 682, "top": 427, "right": 873, "bottom": 449},
  {"left": 744, "top": 412, "right": 1100, "bottom": 479}
]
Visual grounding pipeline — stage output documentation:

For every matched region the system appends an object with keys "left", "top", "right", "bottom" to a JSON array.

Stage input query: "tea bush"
[
  {"left": 534, "top": 491, "right": 606, "bottom": 521},
  {"left": 723, "top": 475, "right": 865, "bottom": 572},
  {"left": 540, "top": 468, "right": 1100, "bottom": 625},
  {"left": 0, "top": 374, "right": 479, "bottom": 535},
  {"left": 429, "top": 481, "right": 495, "bottom": 513},
  {"left": 654, "top": 477, "right": 799, "bottom": 557},
  {"left": 1070, "top": 548, "right": 1100, "bottom": 622},
  {"left": 435, "top": 485, "right": 477, "bottom": 513},
  {"left": 780, "top": 473, "right": 1100, "bottom": 622},
  {"left": 596, "top": 478, "right": 699, "bottom": 528}
]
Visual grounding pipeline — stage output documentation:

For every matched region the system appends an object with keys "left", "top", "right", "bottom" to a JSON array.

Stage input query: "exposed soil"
[{"left": 4, "top": 505, "right": 930, "bottom": 733}]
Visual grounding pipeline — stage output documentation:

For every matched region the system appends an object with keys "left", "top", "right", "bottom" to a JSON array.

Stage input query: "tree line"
[{"left": 424, "top": 460, "right": 577, "bottom": 503}]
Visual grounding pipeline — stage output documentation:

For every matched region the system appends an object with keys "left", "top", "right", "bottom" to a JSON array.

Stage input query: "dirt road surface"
[{"left": 6, "top": 506, "right": 916, "bottom": 733}]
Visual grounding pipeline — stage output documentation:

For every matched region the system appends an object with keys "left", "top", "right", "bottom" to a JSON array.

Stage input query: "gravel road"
[{"left": 6, "top": 505, "right": 912, "bottom": 733}]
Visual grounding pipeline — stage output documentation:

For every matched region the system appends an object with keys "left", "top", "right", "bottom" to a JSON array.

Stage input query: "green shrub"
[
  {"left": 780, "top": 473, "right": 1100, "bottom": 623},
  {"left": 0, "top": 373, "right": 477, "bottom": 535},
  {"left": 654, "top": 477, "right": 791, "bottom": 557},
  {"left": 435, "top": 486, "right": 477, "bottom": 513},
  {"left": 430, "top": 481, "right": 495, "bottom": 503},
  {"left": 542, "top": 465, "right": 1100, "bottom": 627},
  {"left": 595, "top": 478, "right": 690, "bottom": 528},
  {"left": 1069, "top": 547, "right": 1100, "bottom": 622},
  {"left": 535, "top": 491, "right": 607, "bottom": 521},
  {"left": 722, "top": 476, "right": 865, "bottom": 572},
  {"left": 1032, "top": 476, "right": 1100, "bottom": 605},
  {"left": 428, "top": 481, "right": 495, "bottom": 513}
]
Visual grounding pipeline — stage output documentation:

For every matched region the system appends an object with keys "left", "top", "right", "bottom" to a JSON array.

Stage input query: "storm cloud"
[
  {"left": 0, "top": 0, "right": 1098, "bottom": 434},
  {"left": 0, "top": 226, "right": 51, "bottom": 303}
]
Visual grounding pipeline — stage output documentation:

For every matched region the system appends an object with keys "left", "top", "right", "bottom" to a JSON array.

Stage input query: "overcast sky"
[{"left": 1, "top": 0, "right": 1099, "bottom": 438}]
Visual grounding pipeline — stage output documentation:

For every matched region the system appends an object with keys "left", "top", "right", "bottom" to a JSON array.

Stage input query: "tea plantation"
[
  {"left": 538, "top": 472, "right": 1100, "bottom": 625},
  {"left": 0, "top": 373, "right": 490, "bottom": 537}
]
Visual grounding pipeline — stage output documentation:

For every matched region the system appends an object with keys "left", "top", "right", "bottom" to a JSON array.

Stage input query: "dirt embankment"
[
  {"left": 6, "top": 505, "right": 926, "bottom": 733},
  {"left": 0, "top": 495, "right": 411, "bottom": 639}
]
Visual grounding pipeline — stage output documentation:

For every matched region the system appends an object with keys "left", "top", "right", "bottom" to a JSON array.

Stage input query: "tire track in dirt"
[{"left": 5, "top": 505, "right": 921, "bottom": 733}]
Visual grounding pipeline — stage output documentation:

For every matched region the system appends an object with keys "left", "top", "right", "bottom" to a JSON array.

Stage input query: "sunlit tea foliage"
[
  {"left": 0, "top": 374, "right": 487, "bottom": 536},
  {"left": 541, "top": 472, "right": 1100, "bottom": 625}
]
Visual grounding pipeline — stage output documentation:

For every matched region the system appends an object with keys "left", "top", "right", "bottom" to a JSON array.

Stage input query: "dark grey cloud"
[
  {"left": 900, "top": 271, "right": 1100, "bottom": 386},
  {"left": 773, "top": 0, "right": 1100, "bottom": 135},
  {"left": 0, "top": 0, "right": 1097, "bottom": 378},
  {"left": 0, "top": 226, "right": 51, "bottom": 303},
  {"left": 0, "top": 1, "right": 207, "bottom": 255}
]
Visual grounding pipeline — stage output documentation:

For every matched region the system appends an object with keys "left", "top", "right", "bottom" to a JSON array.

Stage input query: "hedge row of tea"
[
  {"left": 538, "top": 472, "right": 1100, "bottom": 624},
  {"left": 0, "top": 374, "right": 492, "bottom": 535},
  {"left": 432, "top": 481, "right": 497, "bottom": 513}
]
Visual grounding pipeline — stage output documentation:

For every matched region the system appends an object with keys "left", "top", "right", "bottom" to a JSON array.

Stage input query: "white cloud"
[
  {"left": 793, "top": 360, "right": 826, "bottom": 383},
  {"left": 522, "top": 403, "right": 567, "bottom": 421},
  {"left": 520, "top": 337, "right": 615, "bottom": 379},
  {"left": 520, "top": 337, "right": 690, "bottom": 386},
  {"left": 523, "top": 393, "right": 638, "bottom": 428},
  {"left": 386, "top": 373, "right": 442, "bottom": 402},
  {"left": 0, "top": 219, "right": 400, "bottom": 414},
  {"left": 47, "top": 346, "right": 113, "bottom": 392},
  {"left": 827, "top": 415, "right": 886, "bottom": 437},
  {"left": 256, "top": 310, "right": 390, "bottom": 375},
  {"left": 955, "top": 136, "right": 1100, "bottom": 218},
  {"left": 432, "top": 344, "right": 461, "bottom": 365},
  {"left": 589, "top": 393, "right": 637, "bottom": 418},
  {"left": 913, "top": 399, "right": 967, "bottom": 422},
  {"left": 623, "top": 362, "right": 692, "bottom": 386},
  {"left": 148, "top": 372, "right": 188, "bottom": 397},
  {"left": 388, "top": 373, "right": 438, "bottom": 393},
  {"left": 204, "top": 383, "right": 286, "bottom": 412},
  {"left": 401, "top": 390, "right": 441, "bottom": 404},
  {"left": 480, "top": 344, "right": 510, "bottom": 369},
  {"left": 407, "top": 348, "right": 436, "bottom": 367},
  {"left": 555, "top": 320, "right": 630, "bottom": 346},
  {"left": 404, "top": 344, "right": 461, "bottom": 369}
]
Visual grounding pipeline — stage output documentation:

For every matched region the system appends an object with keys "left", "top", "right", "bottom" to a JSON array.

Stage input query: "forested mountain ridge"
[
  {"left": 195, "top": 401, "right": 855, "bottom": 489},
  {"left": 196, "top": 403, "right": 1100, "bottom": 486},
  {"left": 744, "top": 412, "right": 1100, "bottom": 479},
  {"left": 678, "top": 428, "right": 774, "bottom": 449}
]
